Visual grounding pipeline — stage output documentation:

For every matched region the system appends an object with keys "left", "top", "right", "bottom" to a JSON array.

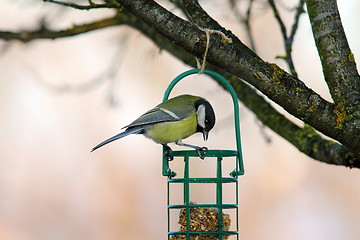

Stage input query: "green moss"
[
  {"left": 295, "top": 87, "right": 304, "bottom": 92},
  {"left": 306, "top": 103, "right": 317, "bottom": 112},
  {"left": 324, "top": 140, "right": 337, "bottom": 147},
  {"left": 332, "top": 103, "right": 354, "bottom": 129},
  {"left": 294, "top": 124, "right": 318, "bottom": 151},
  {"left": 348, "top": 51, "right": 355, "bottom": 62},
  {"left": 269, "top": 63, "right": 286, "bottom": 85},
  {"left": 129, "top": 15, "right": 138, "bottom": 23},
  {"left": 302, "top": 124, "right": 318, "bottom": 138}
]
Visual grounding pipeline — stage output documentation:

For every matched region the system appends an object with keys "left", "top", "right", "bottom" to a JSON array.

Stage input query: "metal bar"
[
  {"left": 236, "top": 174, "right": 240, "bottom": 239},
  {"left": 168, "top": 230, "right": 239, "bottom": 235},
  {"left": 167, "top": 178, "right": 171, "bottom": 240},
  {"left": 217, "top": 156, "right": 224, "bottom": 240},
  {"left": 183, "top": 155, "right": 191, "bottom": 240},
  {"left": 168, "top": 204, "right": 238, "bottom": 209},
  {"left": 170, "top": 149, "right": 238, "bottom": 157},
  {"left": 168, "top": 177, "right": 237, "bottom": 183}
]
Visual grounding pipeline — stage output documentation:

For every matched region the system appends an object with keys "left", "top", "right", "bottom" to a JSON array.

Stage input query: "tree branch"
[
  {"left": 268, "top": 0, "right": 305, "bottom": 77},
  {"left": 289, "top": 1, "right": 305, "bottom": 44},
  {"left": 305, "top": 0, "right": 360, "bottom": 111},
  {"left": 229, "top": 0, "right": 257, "bottom": 52},
  {"left": 0, "top": 16, "right": 122, "bottom": 42}
]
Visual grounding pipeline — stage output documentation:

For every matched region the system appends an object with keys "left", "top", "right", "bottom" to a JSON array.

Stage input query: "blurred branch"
[
  {"left": 268, "top": 0, "right": 305, "bottom": 77},
  {"left": 229, "top": 0, "right": 257, "bottom": 52},
  {"left": 43, "top": 0, "right": 122, "bottom": 10},
  {"left": 0, "top": 16, "right": 121, "bottom": 42},
  {"left": 268, "top": 0, "right": 287, "bottom": 41},
  {"left": 289, "top": 1, "right": 305, "bottom": 46},
  {"left": 30, "top": 42, "right": 125, "bottom": 98}
]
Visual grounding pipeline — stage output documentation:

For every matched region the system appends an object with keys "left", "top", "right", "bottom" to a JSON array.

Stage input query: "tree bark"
[{"left": 306, "top": 0, "right": 360, "bottom": 110}]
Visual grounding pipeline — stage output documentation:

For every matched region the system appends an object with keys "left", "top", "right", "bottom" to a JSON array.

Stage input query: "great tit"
[{"left": 91, "top": 94, "right": 216, "bottom": 159}]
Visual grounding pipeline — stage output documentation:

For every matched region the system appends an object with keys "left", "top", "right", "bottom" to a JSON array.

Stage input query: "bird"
[{"left": 91, "top": 94, "right": 216, "bottom": 159}]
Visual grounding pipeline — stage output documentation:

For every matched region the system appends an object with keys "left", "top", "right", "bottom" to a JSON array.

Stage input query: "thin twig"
[
  {"left": 290, "top": 1, "right": 305, "bottom": 41},
  {"left": 230, "top": 0, "right": 257, "bottom": 52},
  {"left": 268, "top": 0, "right": 287, "bottom": 40},
  {"left": 43, "top": 0, "right": 122, "bottom": 10},
  {"left": 268, "top": 0, "right": 304, "bottom": 77}
]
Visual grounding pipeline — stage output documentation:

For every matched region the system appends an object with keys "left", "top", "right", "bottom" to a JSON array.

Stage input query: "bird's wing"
[{"left": 124, "top": 104, "right": 194, "bottom": 129}]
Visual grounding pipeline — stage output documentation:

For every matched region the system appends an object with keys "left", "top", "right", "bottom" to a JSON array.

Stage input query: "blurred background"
[{"left": 0, "top": 0, "right": 359, "bottom": 239}]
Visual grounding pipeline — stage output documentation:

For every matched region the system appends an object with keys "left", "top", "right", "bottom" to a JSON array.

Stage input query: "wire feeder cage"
[{"left": 162, "top": 69, "right": 245, "bottom": 240}]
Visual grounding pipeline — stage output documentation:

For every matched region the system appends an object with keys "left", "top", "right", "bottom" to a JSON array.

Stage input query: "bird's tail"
[{"left": 91, "top": 127, "right": 143, "bottom": 152}]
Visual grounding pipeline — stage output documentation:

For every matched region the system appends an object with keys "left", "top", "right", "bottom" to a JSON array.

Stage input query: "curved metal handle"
[{"left": 162, "top": 69, "right": 244, "bottom": 176}]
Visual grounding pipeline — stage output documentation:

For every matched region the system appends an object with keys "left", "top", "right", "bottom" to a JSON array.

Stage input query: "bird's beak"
[{"left": 202, "top": 130, "right": 209, "bottom": 141}]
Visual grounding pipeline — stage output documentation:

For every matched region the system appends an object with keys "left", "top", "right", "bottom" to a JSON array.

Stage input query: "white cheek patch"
[{"left": 196, "top": 104, "right": 206, "bottom": 128}]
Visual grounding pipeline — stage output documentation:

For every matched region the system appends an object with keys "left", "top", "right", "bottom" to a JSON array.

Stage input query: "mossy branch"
[{"left": 305, "top": 0, "right": 360, "bottom": 111}]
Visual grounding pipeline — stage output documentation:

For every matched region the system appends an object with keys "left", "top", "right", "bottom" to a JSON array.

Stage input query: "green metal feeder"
[{"left": 162, "top": 69, "right": 245, "bottom": 240}]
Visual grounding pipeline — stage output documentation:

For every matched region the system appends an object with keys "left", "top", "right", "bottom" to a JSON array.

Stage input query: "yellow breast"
[{"left": 144, "top": 112, "right": 197, "bottom": 144}]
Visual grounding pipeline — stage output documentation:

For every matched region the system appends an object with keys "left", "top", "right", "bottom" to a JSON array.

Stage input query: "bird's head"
[{"left": 195, "top": 98, "right": 216, "bottom": 141}]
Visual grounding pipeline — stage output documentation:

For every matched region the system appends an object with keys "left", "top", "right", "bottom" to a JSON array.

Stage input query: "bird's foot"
[
  {"left": 163, "top": 145, "right": 174, "bottom": 161},
  {"left": 175, "top": 140, "right": 208, "bottom": 160},
  {"left": 196, "top": 147, "right": 208, "bottom": 160}
]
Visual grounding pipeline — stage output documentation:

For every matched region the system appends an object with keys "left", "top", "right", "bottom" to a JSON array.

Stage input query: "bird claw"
[
  {"left": 164, "top": 144, "right": 207, "bottom": 160},
  {"left": 196, "top": 147, "right": 208, "bottom": 160},
  {"left": 163, "top": 145, "right": 174, "bottom": 161}
]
